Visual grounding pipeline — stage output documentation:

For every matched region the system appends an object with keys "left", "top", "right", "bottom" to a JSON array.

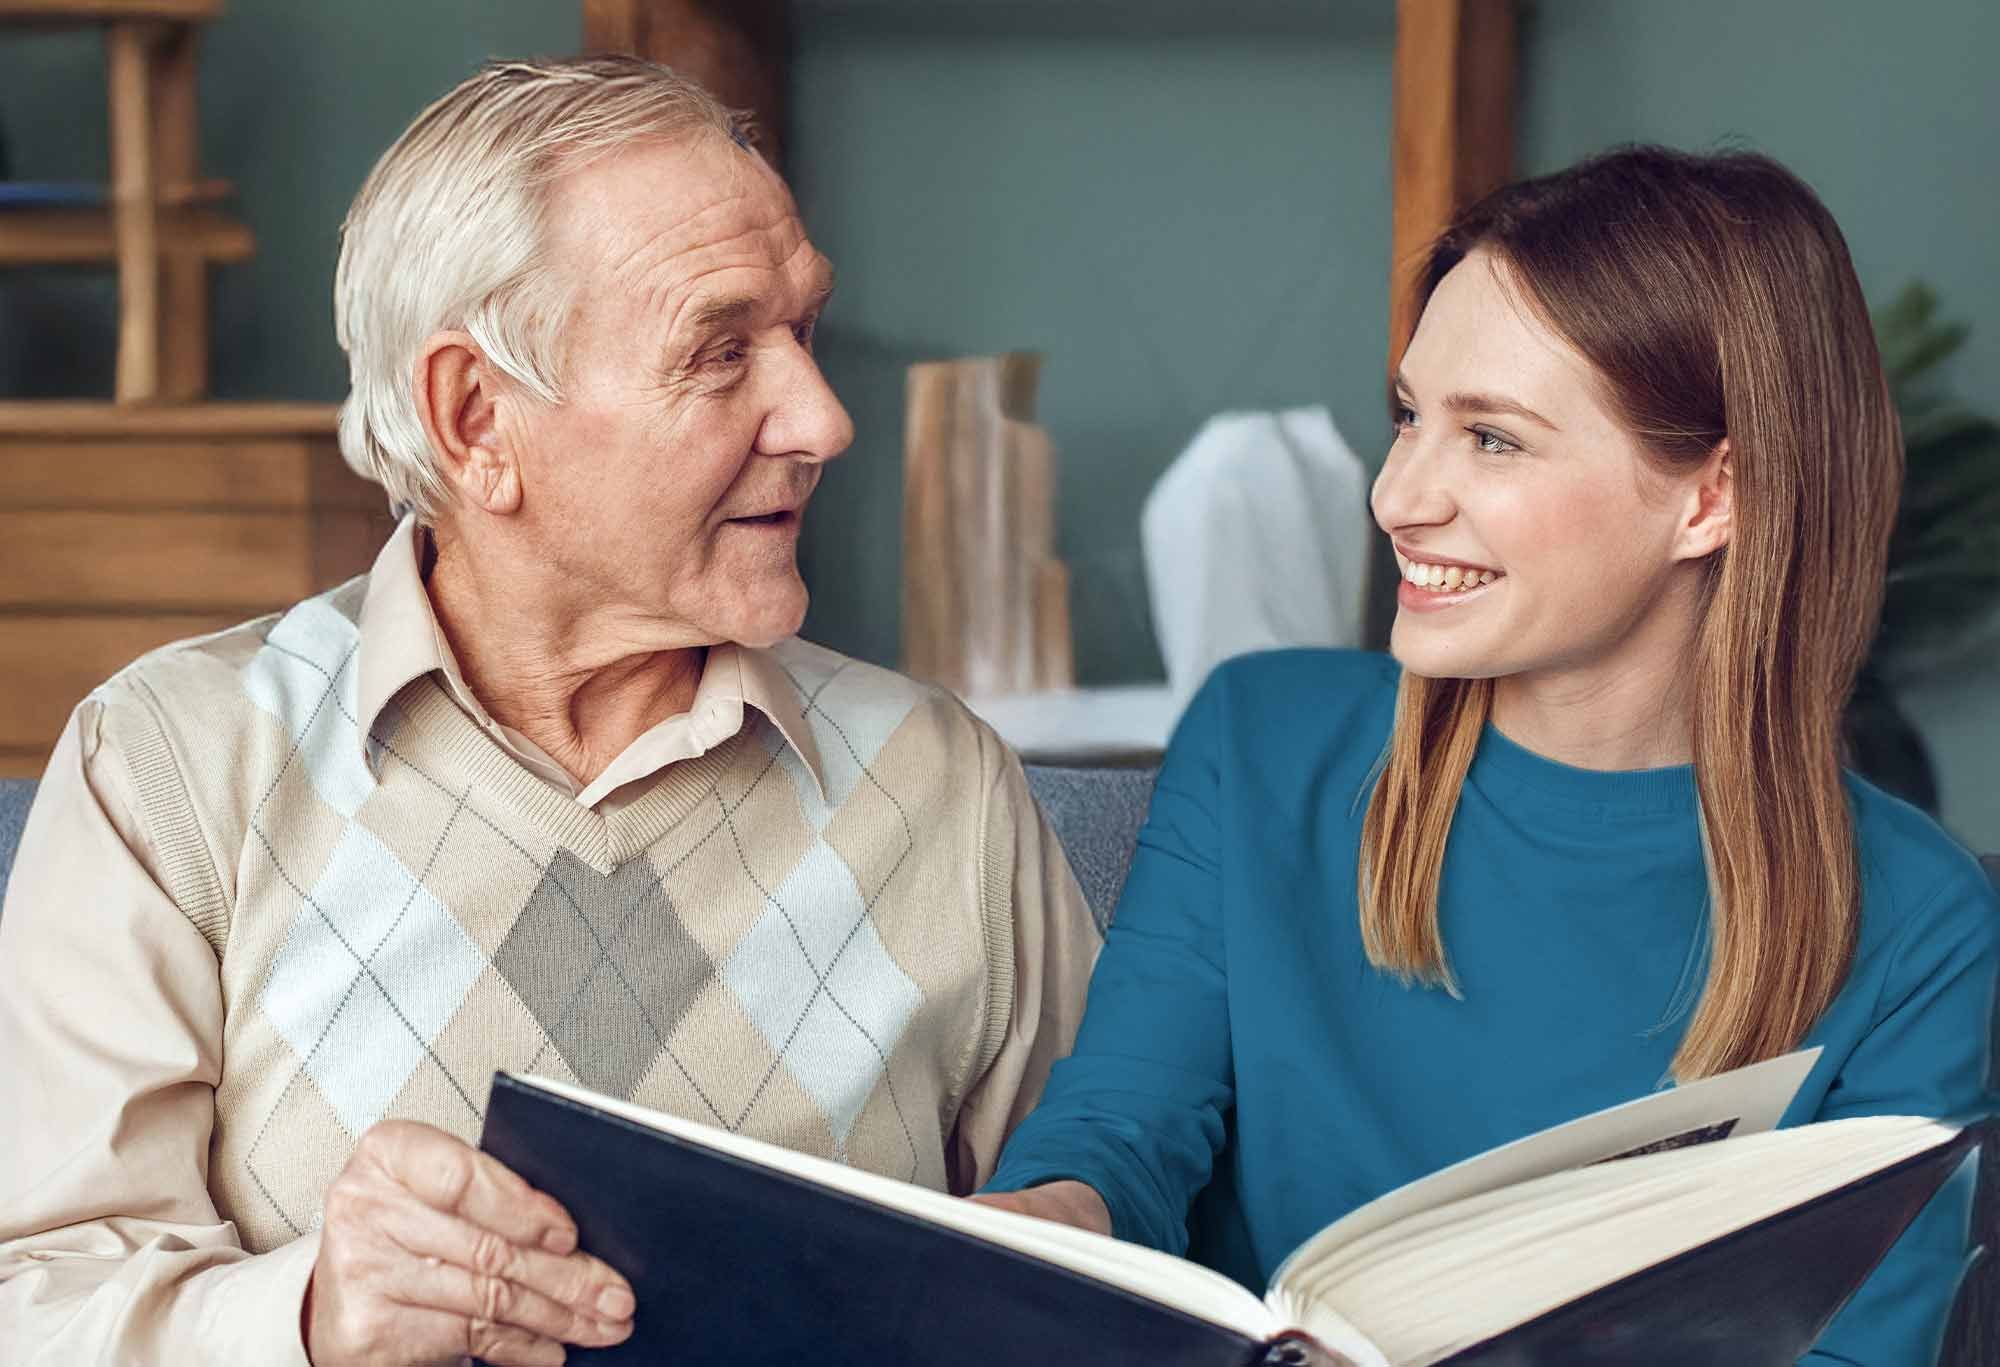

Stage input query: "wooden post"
[
  {"left": 1369, "top": 0, "right": 1516, "bottom": 647},
  {"left": 901, "top": 354, "right": 1072, "bottom": 698},
  {"left": 582, "top": 0, "right": 789, "bottom": 168},
  {"left": 152, "top": 19, "right": 207, "bottom": 400},
  {"left": 1388, "top": 0, "right": 1517, "bottom": 370},
  {"left": 107, "top": 20, "right": 161, "bottom": 403}
]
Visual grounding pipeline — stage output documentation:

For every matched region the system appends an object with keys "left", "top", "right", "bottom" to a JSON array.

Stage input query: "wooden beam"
[
  {"left": 106, "top": 20, "right": 162, "bottom": 403},
  {"left": 0, "top": 205, "right": 252, "bottom": 268},
  {"left": 0, "top": 0, "right": 219, "bottom": 20},
  {"left": 1370, "top": 0, "right": 1516, "bottom": 649},
  {"left": 582, "top": 0, "right": 789, "bottom": 169},
  {"left": 0, "top": 401, "right": 337, "bottom": 437},
  {"left": 152, "top": 19, "right": 208, "bottom": 399},
  {"left": 1388, "top": 0, "right": 1517, "bottom": 370}
]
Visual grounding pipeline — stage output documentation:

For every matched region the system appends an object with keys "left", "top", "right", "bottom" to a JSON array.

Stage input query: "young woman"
[{"left": 976, "top": 147, "right": 1999, "bottom": 1365}]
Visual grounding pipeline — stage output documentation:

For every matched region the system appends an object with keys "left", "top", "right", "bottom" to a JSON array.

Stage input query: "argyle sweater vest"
[{"left": 87, "top": 580, "right": 1022, "bottom": 1254}]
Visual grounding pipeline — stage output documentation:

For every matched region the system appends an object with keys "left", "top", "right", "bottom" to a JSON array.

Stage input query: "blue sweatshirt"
[{"left": 986, "top": 650, "right": 1999, "bottom": 1365}]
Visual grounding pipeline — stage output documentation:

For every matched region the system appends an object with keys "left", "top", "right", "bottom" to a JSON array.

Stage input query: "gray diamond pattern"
[{"left": 494, "top": 849, "right": 714, "bottom": 1101}]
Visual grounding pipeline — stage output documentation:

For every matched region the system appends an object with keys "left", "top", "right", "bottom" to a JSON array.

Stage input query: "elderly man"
[{"left": 0, "top": 56, "right": 1098, "bottom": 1366}]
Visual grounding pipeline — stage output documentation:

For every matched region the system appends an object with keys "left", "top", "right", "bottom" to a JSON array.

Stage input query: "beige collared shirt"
[{"left": 359, "top": 515, "right": 830, "bottom": 809}]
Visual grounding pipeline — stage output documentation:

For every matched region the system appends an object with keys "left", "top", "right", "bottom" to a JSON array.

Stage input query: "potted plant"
[{"left": 1843, "top": 284, "right": 2000, "bottom": 813}]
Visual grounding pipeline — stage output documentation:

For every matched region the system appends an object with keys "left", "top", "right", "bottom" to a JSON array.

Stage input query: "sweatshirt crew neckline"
[{"left": 1468, "top": 721, "right": 1698, "bottom": 818}]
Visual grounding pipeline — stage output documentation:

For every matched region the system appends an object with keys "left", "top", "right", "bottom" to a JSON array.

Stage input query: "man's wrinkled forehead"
[{"left": 546, "top": 135, "right": 815, "bottom": 316}]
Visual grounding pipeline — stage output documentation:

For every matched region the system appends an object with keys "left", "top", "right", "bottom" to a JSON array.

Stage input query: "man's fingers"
[
  {"left": 366, "top": 1120, "right": 578, "bottom": 1253},
  {"left": 388, "top": 1252, "right": 632, "bottom": 1350},
  {"left": 465, "top": 1318, "right": 569, "bottom": 1367},
  {"left": 328, "top": 1300, "right": 569, "bottom": 1367},
  {"left": 377, "top": 1196, "right": 636, "bottom": 1321},
  {"left": 389, "top": 1303, "right": 571, "bottom": 1367}
]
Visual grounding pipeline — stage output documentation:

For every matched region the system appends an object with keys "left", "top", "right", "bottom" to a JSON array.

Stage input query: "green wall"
[
  {"left": 787, "top": 4, "right": 1395, "bottom": 684},
  {"left": 1, "top": 0, "right": 1994, "bottom": 850}
]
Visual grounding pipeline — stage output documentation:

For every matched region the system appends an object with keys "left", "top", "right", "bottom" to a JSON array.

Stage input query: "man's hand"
[
  {"left": 304, "top": 1120, "right": 636, "bottom": 1367},
  {"left": 967, "top": 1180, "right": 1113, "bottom": 1236}
]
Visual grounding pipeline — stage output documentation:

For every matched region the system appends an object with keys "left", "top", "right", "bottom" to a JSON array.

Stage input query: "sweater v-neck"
[{"left": 393, "top": 678, "right": 746, "bottom": 873}]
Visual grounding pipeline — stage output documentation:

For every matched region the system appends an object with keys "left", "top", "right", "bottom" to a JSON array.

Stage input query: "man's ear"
[
  {"left": 1673, "top": 437, "right": 1733, "bottom": 562},
  {"left": 413, "top": 332, "right": 522, "bottom": 516}
]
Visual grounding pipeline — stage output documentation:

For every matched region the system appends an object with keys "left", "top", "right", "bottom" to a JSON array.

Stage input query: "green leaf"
[{"left": 1867, "top": 283, "right": 2000, "bottom": 675}]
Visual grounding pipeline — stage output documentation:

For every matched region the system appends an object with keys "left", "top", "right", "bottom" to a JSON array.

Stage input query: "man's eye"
[
  {"left": 707, "top": 344, "right": 747, "bottom": 367},
  {"left": 793, "top": 318, "right": 817, "bottom": 348}
]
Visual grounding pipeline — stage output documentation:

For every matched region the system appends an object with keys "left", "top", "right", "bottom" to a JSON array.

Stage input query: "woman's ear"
[
  {"left": 1673, "top": 438, "right": 1733, "bottom": 562},
  {"left": 413, "top": 332, "right": 522, "bottom": 516}
]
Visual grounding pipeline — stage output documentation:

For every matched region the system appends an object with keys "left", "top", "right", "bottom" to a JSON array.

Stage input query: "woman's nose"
[{"left": 1369, "top": 436, "right": 1454, "bottom": 534}]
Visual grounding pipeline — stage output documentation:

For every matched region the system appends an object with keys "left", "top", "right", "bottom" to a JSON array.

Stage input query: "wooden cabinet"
[{"left": 0, "top": 402, "right": 392, "bottom": 777}]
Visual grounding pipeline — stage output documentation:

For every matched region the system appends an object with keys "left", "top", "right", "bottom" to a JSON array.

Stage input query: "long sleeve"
[
  {"left": 945, "top": 724, "right": 1101, "bottom": 1193},
  {"left": 982, "top": 676, "right": 1235, "bottom": 1253},
  {"left": 0, "top": 704, "right": 317, "bottom": 1366},
  {"left": 1802, "top": 861, "right": 2000, "bottom": 1366}
]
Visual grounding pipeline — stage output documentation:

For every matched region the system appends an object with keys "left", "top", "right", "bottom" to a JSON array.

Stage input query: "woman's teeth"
[{"left": 1403, "top": 561, "right": 1498, "bottom": 592}]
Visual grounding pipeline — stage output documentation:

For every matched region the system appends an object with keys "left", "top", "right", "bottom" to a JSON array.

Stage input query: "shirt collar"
[{"left": 353, "top": 515, "right": 827, "bottom": 801}]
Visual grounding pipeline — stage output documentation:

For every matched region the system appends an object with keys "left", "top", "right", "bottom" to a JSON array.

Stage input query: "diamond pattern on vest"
[
  {"left": 723, "top": 834, "right": 923, "bottom": 1154},
  {"left": 226, "top": 593, "right": 955, "bottom": 1241},
  {"left": 495, "top": 850, "right": 714, "bottom": 1102}
]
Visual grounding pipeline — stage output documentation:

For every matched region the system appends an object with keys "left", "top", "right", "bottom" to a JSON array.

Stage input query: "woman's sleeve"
[
  {"left": 981, "top": 673, "right": 1237, "bottom": 1255},
  {"left": 1805, "top": 861, "right": 1999, "bottom": 1366}
]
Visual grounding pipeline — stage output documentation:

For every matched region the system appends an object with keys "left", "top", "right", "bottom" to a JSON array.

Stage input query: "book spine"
[{"left": 1259, "top": 1331, "right": 1358, "bottom": 1367}]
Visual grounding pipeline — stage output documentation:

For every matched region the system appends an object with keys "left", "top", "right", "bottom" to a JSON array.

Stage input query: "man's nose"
[{"left": 757, "top": 345, "right": 854, "bottom": 465}]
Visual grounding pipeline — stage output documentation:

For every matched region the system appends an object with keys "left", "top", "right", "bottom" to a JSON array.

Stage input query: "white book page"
[
  {"left": 507, "top": 1074, "right": 1282, "bottom": 1345},
  {"left": 1266, "top": 1046, "right": 1819, "bottom": 1304},
  {"left": 1306, "top": 1116, "right": 1955, "bottom": 1367}
]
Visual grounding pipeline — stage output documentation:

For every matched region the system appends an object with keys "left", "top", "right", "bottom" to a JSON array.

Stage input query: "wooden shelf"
[
  {"left": 0, "top": 407, "right": 392, "bottom": 773},
  {"left": 0, "top": 400, "right": 338, "bottom": 437},
  {"left": 0, "top": 0, "right": 220, "bottom": 22},
  {"left": 0, "top": 205, "right": 251, "bottom": 268}
]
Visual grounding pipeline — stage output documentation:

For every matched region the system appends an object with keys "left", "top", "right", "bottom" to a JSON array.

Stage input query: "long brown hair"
[{"left": 1358, "top": 146, "right": 1902, "bottom": 1081}]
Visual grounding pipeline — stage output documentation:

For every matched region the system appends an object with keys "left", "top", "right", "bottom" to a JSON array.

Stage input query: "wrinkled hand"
[
  {"left": 304, "top": 1119, "right": 636, "bottom": 1367},
  {"left": 967, "top": 1179, "right": 1113, "bottom": 1235}
]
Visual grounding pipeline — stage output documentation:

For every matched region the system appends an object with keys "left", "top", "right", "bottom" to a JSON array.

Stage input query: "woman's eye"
[
  {"left": 1473, "top": 428, "right": 1518, "bottom": 454},
  {"left": 1393, "top": 404, "right": 1418, "bottom": 432}
]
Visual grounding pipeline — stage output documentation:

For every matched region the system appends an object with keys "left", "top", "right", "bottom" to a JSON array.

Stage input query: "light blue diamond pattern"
[
  {"left": 722, "top": 837, "right": 922, "bottom": 1149},
  {"left": 260, "top": 823, "right": 486, "bottom": 1137},
  {"left": 241, "top": 596, "right": 374, "bottom": 818},
  {"left": 771, "top": 650, "right": 924, "bottom": 833}
]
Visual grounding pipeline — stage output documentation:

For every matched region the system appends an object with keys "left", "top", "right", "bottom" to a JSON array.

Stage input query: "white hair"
[{"left": 334, "top": 55, "right": 748, "bottom": 519}]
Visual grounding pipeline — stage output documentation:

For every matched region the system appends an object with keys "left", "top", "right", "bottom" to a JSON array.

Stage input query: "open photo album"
[{"left": 479, "top": 1049, "right": 1975, "bottom": 1366}]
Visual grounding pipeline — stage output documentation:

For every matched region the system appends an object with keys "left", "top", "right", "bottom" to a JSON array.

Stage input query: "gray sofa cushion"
[
  {"left": 1022, "top": 763, "right": 1157, "bottom": 935},
  {"left": 0, "top": 778, "right": 33, "bottom": 910}
]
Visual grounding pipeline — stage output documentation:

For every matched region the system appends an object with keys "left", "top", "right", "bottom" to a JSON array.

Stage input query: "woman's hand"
[
  {"left": 304, "top": 1119, "right": 636, "bottom": 1366},
  {"left": 967, "top": 1180, "right": 1114, "bottom": 1235}
]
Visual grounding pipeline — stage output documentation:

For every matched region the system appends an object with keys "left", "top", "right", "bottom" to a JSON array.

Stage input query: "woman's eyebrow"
[
  {"left": 1444, "top": 391, "right": 1559, "bottom": 431},
  {"left": 1394, "top": 372, "right": 1559, "bottom": 431}
]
